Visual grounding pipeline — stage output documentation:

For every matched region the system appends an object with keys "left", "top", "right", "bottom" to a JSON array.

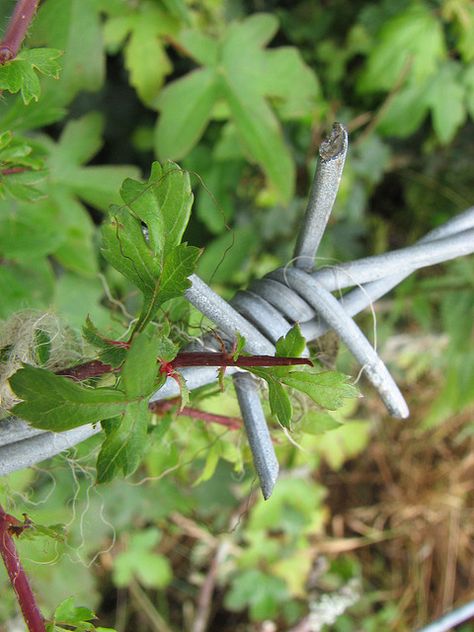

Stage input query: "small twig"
[
  {"left": 56, "top": 359, "right": 115, "bottom": 381},
  {"left": 128, "top": 579, "right": 174, "bottom": 632},
  {"left": 149, "top": 397, "right": 242, "bottom": 431},
  {"left": 1, "top": 167, "right": 28, "bottom": 175},
  {"left": 0, "top": 0, "right": 40, "bottom": 64},
  {"left": 0, "top": 505, "right": 46, "bottom": 632},
  {"left": 192, "top": 541, "right": 230, "bottom": 632}
]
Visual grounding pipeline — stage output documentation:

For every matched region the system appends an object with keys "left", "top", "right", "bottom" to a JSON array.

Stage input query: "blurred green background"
[{"left": 0, "top": 0, "right": 473, "bottom": 630}]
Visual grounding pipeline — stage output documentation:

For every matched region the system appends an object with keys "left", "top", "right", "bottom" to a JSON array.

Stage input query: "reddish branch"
[
  {"left": 56, "top": 359, "right": 116, "bottom": 381},
  {"left": 57, "top": 352, "right": 312, "bottom": 381},
  {"left": 0, "top": 0, "right": 40, "bottom": 64},
  {"left": 169, "top": 352, "right": 312, "bottom": 369},
  {"left": 149, "top": 397, "right": 242, "bottom": 430},
  {"left": 1, "top": 167, "right": 28, "bottom": 176},
  {"left": 0, "top": 506, "right": 46, "bottom": 632}
]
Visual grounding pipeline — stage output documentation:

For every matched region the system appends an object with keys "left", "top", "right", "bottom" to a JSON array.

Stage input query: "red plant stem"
[
  {"left": 0, "top": 506, "right": 46, "bottom": 632},
  {"left": 1, "top": 167, "right": 27, "bottom": 175},
  {"left": 0, "top": 0, "right": 40, "bottom": 63},
  {"left": 170, "top": 352, "right": 313, "bottom": 369},
  {"left": 56, "top": 359, "right": 115, "bottom": 381},
  {"left": 149, "top": 398, "right": 242, "bottom": 430},
  {"left": 57, "top": 353, "right": 312, "bottom": 381}
]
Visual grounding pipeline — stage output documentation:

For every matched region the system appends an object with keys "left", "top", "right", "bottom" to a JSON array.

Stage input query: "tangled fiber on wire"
[{"left": 0, "top": 310, "right": 83, "bottom": 418}]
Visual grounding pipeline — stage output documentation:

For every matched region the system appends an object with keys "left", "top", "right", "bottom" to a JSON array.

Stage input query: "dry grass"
[{"left": 322, "top": 396, "right": 474, "bottom": 629}]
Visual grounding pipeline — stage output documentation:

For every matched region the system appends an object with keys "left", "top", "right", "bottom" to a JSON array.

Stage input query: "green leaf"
[
  {"left": 275, "top": 324, "right": 306, "bottom": 358},
  {"left": 156, "top": 14, "right": 318, "bottom": 201},
  {"left": 146, "top": 243, "right": 200, "bottom": 309},
  {"left": 121, "top": 327, "right": 162, "bottom": 398},
  {"left": 0, "top": 258, "right": 54, "bottom": 319},
  {"left": 123, "top": 9, "right": 177, "bottom": 107},
  {"left": 425, "top": 62, "right": 466, "bottom": 144},
  {"left": 22, "top": 48, "right": 63, "bottom": 79},
  {"left": 120, "top": 161, "right": 194, "bottom": 257},
  {"left": 268, "top": 380, "right": 292, "bottom": 427},
  {"left": 298, "top": 410, "right": 342, "bottom": 435},
  {"left": 0, "top": 198, "right": 64, "bottom": 260},
  {"left": 233, "top": 334, "right": 246, "bottom": 361},
  {"left": 34, "top": 329, "right": 52, "bottom": 365},
  {"left": 0, "top": 48, "right": 62, "bottom": 104},
  {"left": 51, "top": 190, "right": 98, "bottom": 277},
  {"left": 54, "top": 273, "right": 111, "bottom": 330},
  {"left": 82, "top": 317, "right": 127, "bottom": 368},
  {"left": 197, "top": 225, "right": 258, "bottom": 284},
  {"left": 281, "top": 371, "right": 358, "bottom": 410},
  {"left": 103, "top": 162, "right": 200, "bottom": 328},
  {"left": 10, "top": 365, "right": 127, "bottom": 431},
  {"left": 46, "top": 113, "right": 140, "bottom": 212},
  {"left": 101, "top": 205, "right": 159, "bottom": 293},
  {"left": 54, "top": 597, "right": 96, "bottom": 626},
  {"left": 155, "top": 68, "right": 220, "bottom": 159},
  {"left": 358, "top": 4, "right": 446, "bottom": 93},
  {"left": 225, "top": 569, "right": 288, "bottom": 621},
  {"left": 112, "top": 528, "right": 172, "bottom": 588},
  {"left": 221, "top": 80, "right": 295, "bottom": 201},
  {"left": 30, "top": 0, "right": 104, "bottom": 103},
  {"left": 103, "top": 3, "right": 179, "bottom": 107},
  {"left": 96, "top": 400, "right": 150, "bottom": 482},
  {"left": 260, "top": 47, "right": 320, "bottom": 118},
  {"left": 377, "top": 81, "right": 430, "bottom": 138}
]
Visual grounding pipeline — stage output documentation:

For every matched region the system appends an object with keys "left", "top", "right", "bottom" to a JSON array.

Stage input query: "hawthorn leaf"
[
  {"left": 10, "top": 365, "right": 127, "bottom": 431},
  {"left": 281, "top": 371, "right": 358, "bottom": 410},
  {"left": 51, "top": 188, "right": 98, "bottom": 277},
  {"left": 53, "top": 597, "right": 95, "bottom": 626},
  {"left": 156, "top": 13, "right": 318, "bottom": 201},
  {"left": 0, "top": 259, "right": 54, "bottom": 319},
  {"left": 260, "top": 47, "right": 320, "bottom": 118},
  {"left": 377, "top": 81, "right": 430, "bottom": 138},
  {"left": 103, "top": 3, "right": 179, "bottom": 107},
  {"left": 298, "top": 410, "right": 342, "bottom": 435},
  {"left": 221, "top": 80, "right": 294, "bottom": 201},
  {"left": 101, "top": 205, "right": 159, "bottom": 293},
  {"left": 96, "top": 400, "right": 149, "bottom": 483},
  {"left": 121, "top": 327, "right": 163, "bottom": 398},
  {"left": 139, "top": 243, "right": 201, "bottom": 328},
  {"left": 46, "top": 113, "right": 140, "bottom": 212},
  {"left": 0, "top": 197, "right": 63, "bottom": 260},
  {"left": 123, "top": 9, "right": 175, "bottom": 108},
  {"left": 155, "top": 68, "right": 220, "bottom": 160},
  {"left": 0, "top": 48, "right": 62, "bottom": 104},
  {"left": 120, "top": 161, "right": 194, "bottom": 257},
  {"left": 82, "top": 317, "right": 127, "bottom": 368},
  {"left": 178, "top": 30, "right": 218, "bottom": 66},
  {"left": 30, "top": 0, "right": 104, "bottom": 102},
  {"left": 268, "top": 379, "right": 292, "bottom": 427},
  {"left": 276, "top": 324, "right": 306, "bottom": 358},
  {"left": 358, "top": 4, "right": 446, "bottom": 93},
  {"left": 425, "top": 62, "right": 466, "bottom": 144}
]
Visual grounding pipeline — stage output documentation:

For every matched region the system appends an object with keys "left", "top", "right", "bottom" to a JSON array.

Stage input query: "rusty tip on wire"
[{"left": 319, "top": 122, "right": 348, "bottom": 161}]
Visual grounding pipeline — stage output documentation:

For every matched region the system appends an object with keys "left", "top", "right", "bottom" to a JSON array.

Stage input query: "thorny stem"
[
  {"left": 149, "top": 397, "right": 242, "bottom": 430},
  {"left": 0, "top": 506, "right": 46, "bottom": 632},
  {"left": 0, "top": 0, "right": 40, "bottom": 64},
  {"left": 56, "top": 352, "right": 312, "bottom": 381}
]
